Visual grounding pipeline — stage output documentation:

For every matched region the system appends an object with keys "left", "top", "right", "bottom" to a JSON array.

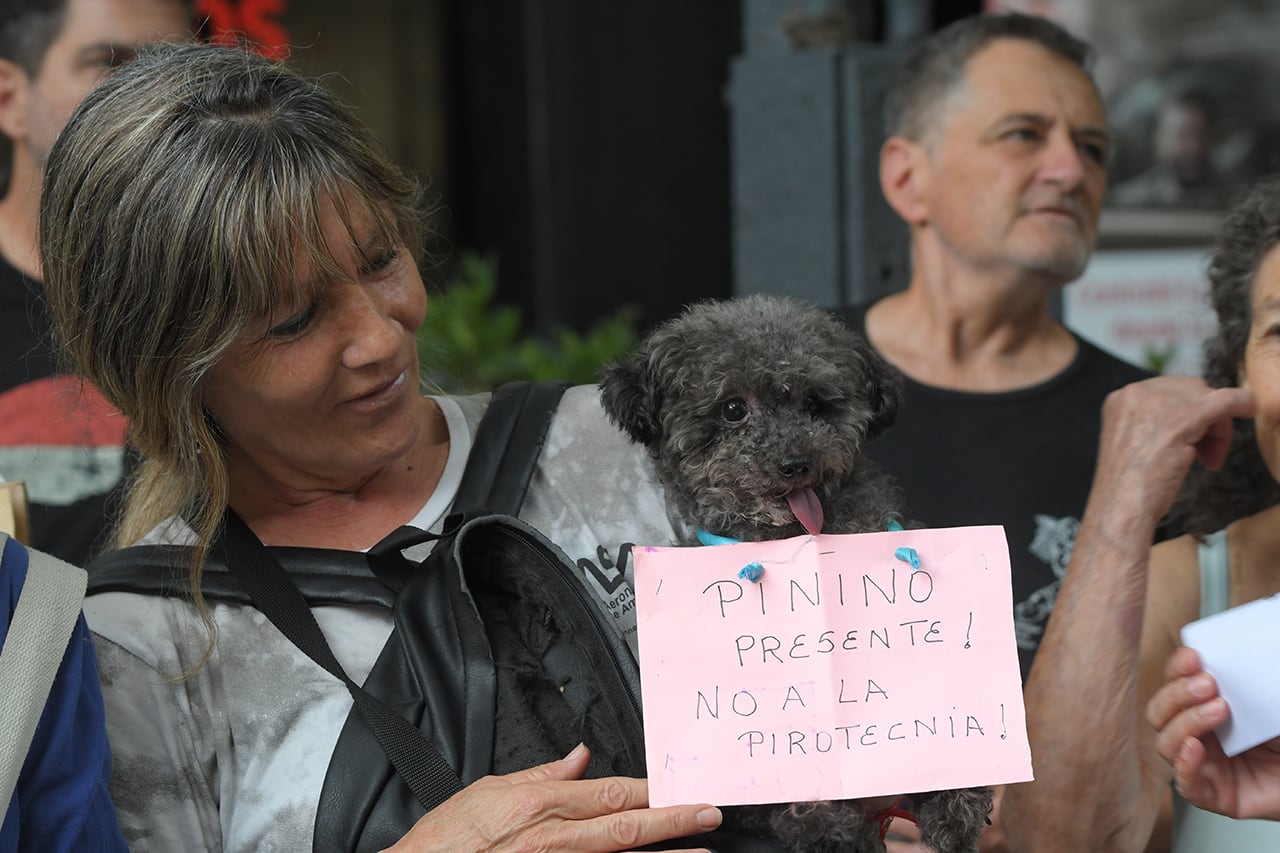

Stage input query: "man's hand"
[{"left": 1088, "top": 377, "right": 1254, "bottom": 540}]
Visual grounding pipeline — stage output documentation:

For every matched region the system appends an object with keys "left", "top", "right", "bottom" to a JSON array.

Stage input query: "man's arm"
[{"left": 1002, "top": 377, "right": 1254, "bottom": 852}]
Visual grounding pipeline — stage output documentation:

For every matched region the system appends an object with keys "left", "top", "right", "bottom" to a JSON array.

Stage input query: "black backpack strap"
[
  {"left": 88, "top": 544, "right": 398, "bottom": 608},
  {"left": 86, "top": 381, "right": 571, "bottom": 605},
  {"left": 452, "top": 380, "right": 570, "bottom": 516},
  {"left": 217, "top": 511, "right": 465, "bottom": 812}
]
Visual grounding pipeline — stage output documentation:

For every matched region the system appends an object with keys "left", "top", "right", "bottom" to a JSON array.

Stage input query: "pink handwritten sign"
[{"left": 634, "top": 526, "right": 1032, "bottom": 807}]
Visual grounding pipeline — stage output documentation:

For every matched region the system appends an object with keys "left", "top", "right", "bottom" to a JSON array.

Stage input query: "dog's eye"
[
  {"left": 721, "top": 398, "right": 749, "bottom": 423},
  {"left": 802, "top": 394, "right": 825, "bottom": 416}
]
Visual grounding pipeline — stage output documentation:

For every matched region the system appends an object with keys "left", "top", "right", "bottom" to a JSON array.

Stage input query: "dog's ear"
[
  {"left": 599, "top": 352, "right": 664, "bottom": 448},
  {"left": 856, "top": 337, "right": 904, "bottom": 440}
]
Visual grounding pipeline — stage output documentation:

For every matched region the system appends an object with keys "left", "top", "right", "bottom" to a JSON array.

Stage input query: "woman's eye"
[
  {"left": 267, "top": 304, "right": 316, "bottom": 338},
  {"left": 362, "top": 246, "right": 400, "bottom": 275},
  {"left": 721, "top": 398, "right": 748, "bottom": 423}
]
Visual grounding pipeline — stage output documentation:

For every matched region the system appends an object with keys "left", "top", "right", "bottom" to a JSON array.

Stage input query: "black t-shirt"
[
  {"left": 0, "top": 255, "right": 55, "bottom": 390},
  {"left": 840, "top": 303, "right": 1154, "bottom": 681},
  {"left": 0, "top": 254, "right": 127, "bottom": 566}
]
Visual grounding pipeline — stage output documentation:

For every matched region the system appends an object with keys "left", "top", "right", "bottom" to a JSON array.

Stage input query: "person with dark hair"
[
  {"left": 0, "top": 0, "right": 189, "bottom": 566},
  {"left": 846, "top": 10, "right": 1151, "bottom": 680},
  {"left": 837, "top": 13, "right": 1154, "bottom": 847},
  {"left": 1003, "top": 176, "right": 1280, "bottom": 851},
  {"left": 1110, "top": 88, "right": 1232, "bottom": 210}
]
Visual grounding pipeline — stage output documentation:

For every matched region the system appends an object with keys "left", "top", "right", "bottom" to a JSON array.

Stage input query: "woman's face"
[
  {"left": 1241, "top": 244, "right": 1280, "bottom": 480},
  {"left": 203, "top": 199, "right": 428, "bottom": 494}
]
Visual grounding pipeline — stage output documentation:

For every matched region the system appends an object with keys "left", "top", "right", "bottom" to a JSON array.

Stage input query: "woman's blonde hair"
[{"left": 40, "top": 42, "right": 424, "bottom": 637}]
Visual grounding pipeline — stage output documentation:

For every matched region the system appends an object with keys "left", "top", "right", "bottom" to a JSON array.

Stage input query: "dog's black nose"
[{"left": 779, "top": 458, "right": 812, "bottom": 481}]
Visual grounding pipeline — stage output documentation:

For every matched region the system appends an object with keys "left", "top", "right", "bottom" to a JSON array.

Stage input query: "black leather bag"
[{"left": 313, "top": 511, "right": 655, "bottom": 851}]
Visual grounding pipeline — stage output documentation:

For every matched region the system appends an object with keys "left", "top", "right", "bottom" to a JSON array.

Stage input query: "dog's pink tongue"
[{"left": 786, "top": 487, "right": 825, "bottom": 536}]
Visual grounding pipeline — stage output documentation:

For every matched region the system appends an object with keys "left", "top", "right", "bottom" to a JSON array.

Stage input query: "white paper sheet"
[{"left": 1181, "top": 594, "right": 1280, "bottom": 757}]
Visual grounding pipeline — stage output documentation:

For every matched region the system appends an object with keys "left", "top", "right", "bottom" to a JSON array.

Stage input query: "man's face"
[
  {"left": 1154, "top": 101, "right": 1212, "bottom": 186},
  {"left": 25, "top": 0, "right": 189, "bottom": 164},
  {"left": 916, "top": 38, "right": 1109, "bottom": 284}
]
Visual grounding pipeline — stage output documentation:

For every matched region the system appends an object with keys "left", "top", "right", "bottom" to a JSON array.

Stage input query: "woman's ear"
[
  {"left": 880, "top": 136, "right": 930, "bottom": 226},
  {"left": 0, "top": 59, "right": 30, "bottom": 140}
]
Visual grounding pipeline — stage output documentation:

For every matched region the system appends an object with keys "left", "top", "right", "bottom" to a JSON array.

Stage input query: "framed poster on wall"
[
  {"left": 1065, "top": 247, "right": 1216, "bottom": 376},
  {"left": 988, "top": 0, "right": 1279, "bottom": 246}
]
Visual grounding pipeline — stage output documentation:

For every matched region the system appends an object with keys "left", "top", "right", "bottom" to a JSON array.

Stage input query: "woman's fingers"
[
  {"left": 567, "top": 802, "right": 723, "bottom": 852},
  {"left": 1147, "top": 666, "right": 1228, "bottom": 769},
  {"left": 495, "top": 742, "right": 593, "bottom": 787},
  {"left": 481, "top": 743, "right": 723, "bottom": 849},
  {"left": 1169, "top": 729, "right": 1244, "bottom": 818},
  {"left": 1146, "top": 672, "right": 1217, "bottom": 732},
  {"left": 1146, "top": 653, "right": 1218, "bottom": 735},
  {"left": 1172, "top": 735, "right": 1212, "bottom": 796},
  {"left": 1153, "top": 697, "right": 1229, "bottom": 769},
  {"left": 1163, "top": 646, "right": 1203, "bottom": 681},
  {"left": 1146, "top": 649, "right": 1231, "bottom": 773}
]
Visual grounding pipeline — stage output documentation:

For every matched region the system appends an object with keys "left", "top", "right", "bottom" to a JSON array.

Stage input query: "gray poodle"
[{"left": 599, "top": 295, "right": 992, "bottom": 853}]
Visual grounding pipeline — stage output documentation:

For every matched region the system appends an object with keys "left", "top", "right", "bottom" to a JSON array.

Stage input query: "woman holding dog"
[
  {"left": 38, "top": 41, "right": 745, "bottom": 852},
  {"left": 1003, "top": 178, "right": 1280, "bottom": 850}
]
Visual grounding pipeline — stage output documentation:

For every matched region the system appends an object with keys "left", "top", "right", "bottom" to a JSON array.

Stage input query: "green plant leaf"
[{"left": 418, "top": 252, "right": 639, "bottom": 393}]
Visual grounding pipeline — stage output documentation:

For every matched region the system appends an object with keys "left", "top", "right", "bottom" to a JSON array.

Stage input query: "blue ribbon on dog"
[
  {"left": 695, "top": 529, "right": 740, "bottom": 547},
  {"left": 695, "top": 529, "right": 767, "bottom": 583}
]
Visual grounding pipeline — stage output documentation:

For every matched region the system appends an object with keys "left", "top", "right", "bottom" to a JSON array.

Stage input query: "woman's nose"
[{"left": 340, "top": 286, "right": 401, "bottom": 368}]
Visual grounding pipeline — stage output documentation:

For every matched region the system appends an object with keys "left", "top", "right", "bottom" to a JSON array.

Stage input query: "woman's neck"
[{"left": 228, "top": 397, "right": 451, "bottom": 550}]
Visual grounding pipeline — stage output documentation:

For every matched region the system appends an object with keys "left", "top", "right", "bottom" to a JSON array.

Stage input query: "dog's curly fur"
[
  {"left": 599, "top": 295, "right": 992, "bottom": 853},
  {"left": 600, "top": 295, "right": 902, "bottom": 543}
]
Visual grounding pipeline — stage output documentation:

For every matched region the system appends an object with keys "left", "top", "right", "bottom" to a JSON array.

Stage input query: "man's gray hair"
[{"left": 884, "top": 12, "right": 1096, "bottom": 141}]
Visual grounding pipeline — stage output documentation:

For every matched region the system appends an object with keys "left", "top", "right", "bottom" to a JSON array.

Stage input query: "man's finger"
[{"left": 1192, "top": 388, "right": 1255, "bottom": 470}]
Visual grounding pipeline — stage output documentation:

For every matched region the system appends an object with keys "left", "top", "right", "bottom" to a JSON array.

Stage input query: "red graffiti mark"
[
  {"left": 0, "top": 375, "right": 128, "bottom": 446},
  {"left": 194, "top": 0, "right": 290, "bottom": 60}
]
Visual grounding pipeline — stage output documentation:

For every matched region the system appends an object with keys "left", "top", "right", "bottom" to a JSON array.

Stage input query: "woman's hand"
[
  {"left": 380, "top": 744, "right": 723, "bottom": 852},
  {"left": 1148, "top": 646, "right": 1280, "bottom": 821}
]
